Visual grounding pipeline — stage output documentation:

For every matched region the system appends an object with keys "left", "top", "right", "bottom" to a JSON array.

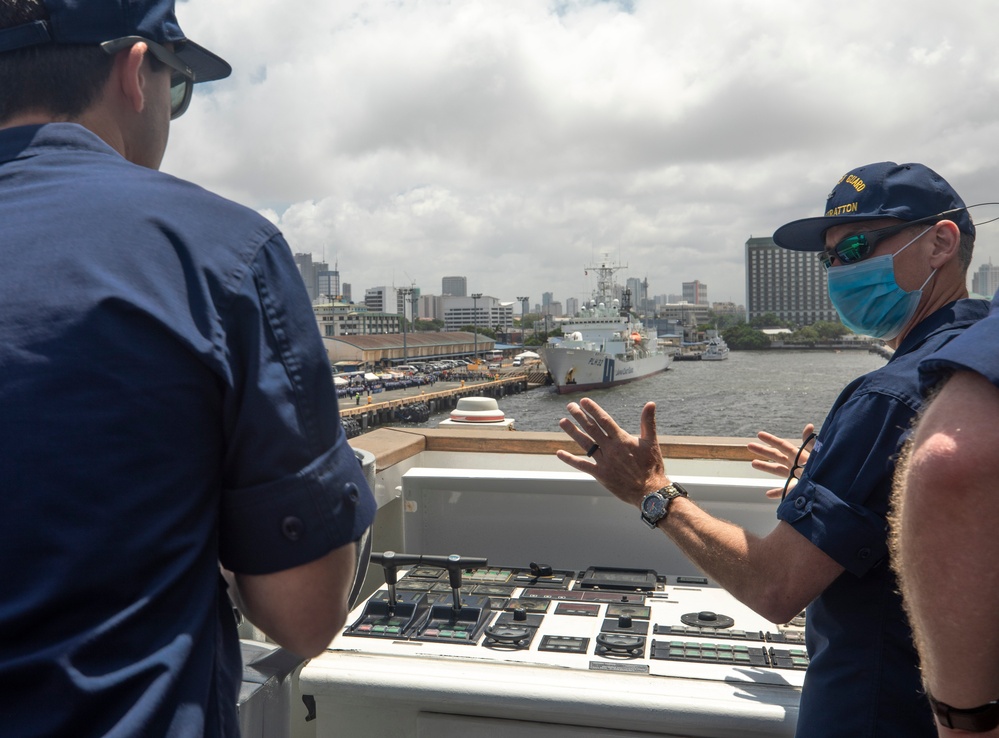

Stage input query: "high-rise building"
[
  {"left": 441, "top": 276, "right": 467, "bottom": 297},
  {"left": 293, "top": 253, "right": 329, "bottom": 302},
  {"left": 542, "top": 292, "right": 554, "bottom": 315},
  {"left": 317, "top": 269, "right": 340, "bottom": 300},
  {"left": 420, "top": 294, "right": 445, "bottom": 321},
  {"left": 745, "top": 237, "right": 837, "bottom": 325},
  {"left": 682, "top": 280, "right": 708, "bottom": 306},
  {"left": 312, "top": 299, "right": 401, "bottom": 337},
  {"left": 565, "top": 297, "right": 579, "bottom": 317},
  {"left": 442, "top": 295, "right": 514, "bottom": 333},
  {"left": 342, "top": 283, "right": 352, "bottom": 303},
  {"left": 365, "top": 286, "right": 402, "bottom": 315},
  {"left": 972, "top": 260, "right": 999, "bottom": 298},
  {"left": 625, "top": 277, "right": 651, "bottom": 313}
]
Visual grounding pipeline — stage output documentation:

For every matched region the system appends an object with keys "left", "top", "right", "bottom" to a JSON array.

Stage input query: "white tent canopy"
[{"left": 515, "top": 351, "right": 540, "bottom": 359}]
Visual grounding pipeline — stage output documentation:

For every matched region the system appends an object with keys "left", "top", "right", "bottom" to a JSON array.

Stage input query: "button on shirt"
[
  {"left": 0, "top": 124, "right": 376, "bottom": 737},
  {"left": 777, "top": 298, "right": 989, "bottom": 738}
]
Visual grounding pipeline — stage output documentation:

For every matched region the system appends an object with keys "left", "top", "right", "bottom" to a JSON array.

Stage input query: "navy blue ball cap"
[
  {"left": 0, "top": 0, "right": 230, "bottom": 83},
  {"left": 773, "top": 162, "right": 975, "bottom": 251}
]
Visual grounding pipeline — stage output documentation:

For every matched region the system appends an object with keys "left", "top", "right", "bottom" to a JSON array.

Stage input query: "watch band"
[{"left": 927, "top": 692, "right": 999, "bottom": 732}]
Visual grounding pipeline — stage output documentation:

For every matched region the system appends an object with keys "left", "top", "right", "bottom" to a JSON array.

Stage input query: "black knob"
[
  {"left": 618, "top": 615, "right": 633, "bottom": 629},
  {"left": 513, "top": 607, "right": 527, "bottom": 622}
]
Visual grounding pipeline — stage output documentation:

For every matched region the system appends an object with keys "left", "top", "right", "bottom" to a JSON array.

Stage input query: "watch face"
[{"left": 642, "top": 494, "right": 667, "bottom": 518}]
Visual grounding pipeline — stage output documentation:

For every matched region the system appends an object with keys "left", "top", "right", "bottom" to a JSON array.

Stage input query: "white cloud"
[{"left": 165, "top": 0, "right": 999, "bottom": 307}]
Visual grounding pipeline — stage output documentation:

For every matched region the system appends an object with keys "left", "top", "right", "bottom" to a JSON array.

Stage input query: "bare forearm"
[
  {"left": 895, "top": 371, "right": 999, "bottom": 714},
  {"left": 658, "top": 497, "right": 836, "bottom": 624},
  {"left": 556, "top": 399, "right": 840, "bottom": 627},
  {"left": 227, "top": 543, "right": 357, "bottom": 658}
]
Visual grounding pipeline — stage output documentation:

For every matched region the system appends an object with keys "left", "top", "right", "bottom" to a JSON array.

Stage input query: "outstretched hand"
[
  {"left": 747, "top": 424, "right": 816, "bottom": 499},
  {"left": 556, "top": 397, "right": 669, "bottom": 508}
]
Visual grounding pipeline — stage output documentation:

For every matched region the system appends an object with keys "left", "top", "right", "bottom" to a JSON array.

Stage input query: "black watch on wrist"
[
  {"left": 927, "top": 691, "right": 999, "bottom": 732},
  {"left": 640, "top": 482, "right": 688, "bottom": 529}
]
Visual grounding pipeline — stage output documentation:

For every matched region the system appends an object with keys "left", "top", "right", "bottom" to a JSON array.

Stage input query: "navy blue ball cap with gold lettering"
[
  {"left": 0, "top": 0, "right": 230, "bottom": 83},
  {"left": 773, "top": 161, "right": 974, "bottom": 251}
]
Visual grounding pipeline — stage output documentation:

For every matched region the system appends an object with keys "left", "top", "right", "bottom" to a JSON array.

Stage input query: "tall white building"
[
  {"left": 365, "top": 286, "right": 403, "bottom": 315},
  {"left": 972, "top": 260, "right": 999, "bottom": 298},
  {"left": 442, "top": 295, "right": 514, "bottom": 332}
]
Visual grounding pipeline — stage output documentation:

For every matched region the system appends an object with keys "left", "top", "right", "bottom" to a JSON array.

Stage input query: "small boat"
[
  {"left": 438, "top": 396, "right": 515, "bottom": 430},
  {"left": 701, "top": 336, "right": 730, "bottom": 361},
  {"left": 538, "top": 259, "right": 671, "bottom": 393}
]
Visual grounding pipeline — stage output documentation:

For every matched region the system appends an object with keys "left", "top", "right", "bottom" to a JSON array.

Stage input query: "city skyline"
[{"left": 168, "top": 1, "right": 999, "bottom": 311}]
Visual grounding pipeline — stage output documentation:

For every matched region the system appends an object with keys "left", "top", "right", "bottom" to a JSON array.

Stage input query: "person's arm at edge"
[
  {"left": 557, "top": 399, "right": 843, "bottom": 624},
  {"left": 894, "top": 370, "right": 999, "bottom": 736},
  {"left": 224, "top": 542, "right": 357, "bottom": 658}
]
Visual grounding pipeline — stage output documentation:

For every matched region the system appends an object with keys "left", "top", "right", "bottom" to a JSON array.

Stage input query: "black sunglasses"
[
  {"left": 816, "top": 206, "right": 976, "bottom": 269},
  {"left": 101, "top": 36, "right": 194, "bottom": 120},
  {"left": 781, "top": 431, "right": 817, "bottom": 502}
]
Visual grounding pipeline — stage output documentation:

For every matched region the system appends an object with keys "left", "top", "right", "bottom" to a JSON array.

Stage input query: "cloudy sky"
[{"left": 164, "top": 0, "right": 999, "bottom": 310}]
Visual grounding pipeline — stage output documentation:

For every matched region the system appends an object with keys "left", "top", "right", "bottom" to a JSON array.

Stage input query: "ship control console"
[{"left": 303, "top": 550, "right": 806, "bottom": 737}]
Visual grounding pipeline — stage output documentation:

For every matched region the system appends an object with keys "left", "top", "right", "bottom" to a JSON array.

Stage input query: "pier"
[{"left": 340, "top": 374, "right": 531, "bottom": 435}]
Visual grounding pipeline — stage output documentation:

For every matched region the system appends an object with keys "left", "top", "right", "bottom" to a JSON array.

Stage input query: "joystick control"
[
  {"left": 343, "top": 551, "right": 429, "bottom": 639},
  {"left": 370, "top": 551, "right": 421, "bottom": 613},
  {"left": 421, "top": 553, "right": 488, "bottom": 615}
]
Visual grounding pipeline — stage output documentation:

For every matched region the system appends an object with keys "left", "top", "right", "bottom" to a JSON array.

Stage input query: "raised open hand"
[
  {"left": 747, "top": 424, "right": 816, "bottom": 499},
  {"left": 556, "top": 397, "right": 669, "bottom": 508}
]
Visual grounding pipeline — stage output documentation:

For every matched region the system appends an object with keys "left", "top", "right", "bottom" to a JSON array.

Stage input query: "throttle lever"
[
  {"left": 369, "top": 551, "right": 422, "bottom": 611},
  {"left": 421, "top": 553, "right": 489, "bottom": 613}
]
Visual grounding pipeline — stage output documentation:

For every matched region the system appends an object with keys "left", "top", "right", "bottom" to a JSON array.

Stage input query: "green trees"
[{"left": 722, "top": 324, "right": 770, "bottom": 350}]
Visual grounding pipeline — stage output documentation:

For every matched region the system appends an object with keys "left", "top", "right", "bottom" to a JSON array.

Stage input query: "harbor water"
[{"left": 427, "top": 350, "right": 888, "bottom": 439}]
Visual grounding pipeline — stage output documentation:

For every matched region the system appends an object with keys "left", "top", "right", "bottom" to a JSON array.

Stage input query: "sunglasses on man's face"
[
  {"left": 817, "top": 219, "right": 931, "bottom": 270},
  {"left": 101, "top": 36, "right": 194, "bottom": 120}
]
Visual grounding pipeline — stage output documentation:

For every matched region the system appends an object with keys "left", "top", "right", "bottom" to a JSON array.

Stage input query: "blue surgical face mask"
[{"left": 826, "top": 226, "right": 935, "bottom": 341}]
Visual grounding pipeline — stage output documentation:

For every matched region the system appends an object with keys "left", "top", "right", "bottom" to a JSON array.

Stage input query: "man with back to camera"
[
  {"left": 891, "top": 296, "right": 999, "bottom": 736},
  {"left": 556, "top": 162, "right": 988, "bottom": 737},
  {"left": 0, "top": 1, "right": 376, "bottom": 736}
]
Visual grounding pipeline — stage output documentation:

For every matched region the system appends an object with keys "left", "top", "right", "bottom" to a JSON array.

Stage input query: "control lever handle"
[
  {"left": 421, "top": 554, "right": 489, "bottom": 613},
  {"left": 529, "top": 562, "right": 553, "bottom": 578},
  {"left": 370, "top": 551, "right": 422, "bottom": 609}
]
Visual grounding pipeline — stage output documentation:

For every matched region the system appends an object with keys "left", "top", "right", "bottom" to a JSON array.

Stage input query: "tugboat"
[{"left": 701, "top": 336, "right": 730, "bottom": 361}]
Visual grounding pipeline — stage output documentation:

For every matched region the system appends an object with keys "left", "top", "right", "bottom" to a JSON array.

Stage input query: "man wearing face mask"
[{"left": 557, "top": 162, "right": 987, "bottom": 737}]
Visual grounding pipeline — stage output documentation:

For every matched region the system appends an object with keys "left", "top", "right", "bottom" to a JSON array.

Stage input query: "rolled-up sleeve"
[
  {"left": 217, "top": 233, "right": 375, "bottom": 574},
  {"left": 777, "top": 390, "right": 911, "bottom": 577}
]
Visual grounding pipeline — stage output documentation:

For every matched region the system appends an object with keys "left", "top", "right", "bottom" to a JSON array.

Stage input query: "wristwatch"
[
  {"left": 926, "top": 691, "right": 999, "bottom": 732},
  {"left": 640, "top": 482, "right": 688, "bottom": 529}
]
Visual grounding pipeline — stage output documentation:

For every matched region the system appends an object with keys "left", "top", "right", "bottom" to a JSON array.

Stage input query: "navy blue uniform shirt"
[
  {"left": 777, "top": 297, "right": 988, "bottom": 738},
  {"left": 0, "top": 124, "right": 376, "bottom": 737},
  {"left": 920, "top": 289, "right": 999, "bottom": 391}
]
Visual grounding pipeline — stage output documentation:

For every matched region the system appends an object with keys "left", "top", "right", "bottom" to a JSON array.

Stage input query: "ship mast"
[{"left": 584, "top": 256, "right": 627, "bottom": 308}]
